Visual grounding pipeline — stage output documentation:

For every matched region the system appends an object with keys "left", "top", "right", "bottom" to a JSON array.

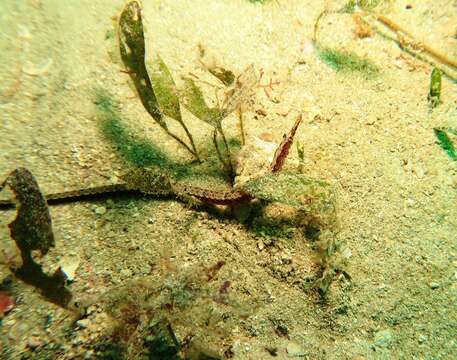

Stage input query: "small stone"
[
  {"left": 27, "top": 336, "right": 43, "bottom": 350},
  {"left": 94, "top": 206, "right": 107, "bottom": 215},
  {"left": 147, "top": 217, "right": 155, "bottom": 224},
  {"left": 59, "top": 255, "right": 80, "bottom": 282},
  {"left": 76, "top": 318, "right": 90, "bottom": 329},
  {"left": 84, "top": 350, "right": 94, "bottom": 359},
  {"left": 286, "top": 342, "right": 306, "bottom": 357},
  {"left": 0, "top": 292, "right": 14, "bottom": 316},
  {"left": 342, "top": 248, "right": 352, "bottom": 259},
  {"left": 281, "top": 253, "right": 292, "bottom": 265},
  {"left": 374, "top": 329, "right": 393, "bottom": 348},
  {"left": 429, "top": 282, "right": 440, "bottom": 289},
  {"left": 418, "top": 334, "right": 427, "bottom": 344},
  {"left": 120, "top": 268, "right": 132, "bottom": 278},
  {"left": 141, "top": 264, "right": 152, "bottom": 275},
  {"left": 266, "top": 346, "right": 278, "bottom": 356}
]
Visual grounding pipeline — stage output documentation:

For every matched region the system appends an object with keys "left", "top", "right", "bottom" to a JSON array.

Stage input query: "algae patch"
[
  {"left": 317, "top": 46, "right": 379, "bottom": 77},
  {"left": 434, "top": 128, "right": 457, "bottom": 161}
]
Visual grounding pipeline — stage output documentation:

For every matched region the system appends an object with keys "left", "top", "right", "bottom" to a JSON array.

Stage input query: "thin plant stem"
[
  {"left": 180, "top": 121, "right": 201, "bottom": 162},
  {"left": 237, "top": 108, "right": 246, "bottom": 145},
  {"left": 375, "top": 14, "right": 457, "bottom": 70},
  {"left": 313, "top": 8, "right": 457, "bottom": 71},
  {"left": 213, "top": 130, "right": 227, "bottom": 168},
  {"left": 219, "top": 127, "right": 234, "bottom": 178},
  {"left": 313, "top": 9, "right": 327, "bottom": 43},
  {"left": 166, "top": 129, "right": 197, "bottom": 159},
  {"left": 213, "top": 130, "right": 233, "bottom": 181}
]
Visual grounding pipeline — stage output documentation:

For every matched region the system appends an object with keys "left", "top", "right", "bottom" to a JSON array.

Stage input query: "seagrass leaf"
[
  {"left": 118, "top": 1, "right": 166, "bottom": 128},
  {"left": 181, "top": 77, "right": 223, "bottom": 128},
  {"left": 147, "top": 55, "right": 182, "bottom": 123}
]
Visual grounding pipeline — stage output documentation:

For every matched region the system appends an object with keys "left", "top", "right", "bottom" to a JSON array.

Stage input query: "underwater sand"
[{"left": 0, "top": 0, "right": 456, "bottom": 358}]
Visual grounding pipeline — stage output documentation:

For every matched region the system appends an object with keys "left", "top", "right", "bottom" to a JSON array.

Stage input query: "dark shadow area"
[{"left": 12, "top": 261, "right": 72, "bottom": 308}]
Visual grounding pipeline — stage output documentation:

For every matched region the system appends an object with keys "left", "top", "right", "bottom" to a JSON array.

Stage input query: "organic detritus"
[{"left": 0, "top": 168, "right": 72, "bottom": 307}]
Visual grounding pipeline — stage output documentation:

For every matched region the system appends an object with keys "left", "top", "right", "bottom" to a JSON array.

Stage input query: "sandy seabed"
[{"left": 0, "top": 0, "right": 456, "bottom": 359}]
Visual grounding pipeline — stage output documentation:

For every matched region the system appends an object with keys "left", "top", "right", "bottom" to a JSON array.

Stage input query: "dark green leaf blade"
[
  {"left": 147, "top": 55, "right": 182, "bottom": 123},
  {"left": 434, "top": 128, "right": 457, "bottom": 160},
  {"left": 118, "top": 1, "right": 166, "bottom": 128},
  {"left": 180, "top": 77, "right": 222, "bottom": 128}
]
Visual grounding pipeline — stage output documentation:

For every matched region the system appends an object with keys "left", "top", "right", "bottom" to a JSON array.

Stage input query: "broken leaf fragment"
[
  {"left": 208, "top": 66, "right": 235, "bottom": 86},
  {"left": 428, "top": 68, "right": 442, "bottom": 108},
  {"left": 434, "top": 128, "right": 457, "bottom": 160},
  {"left": 0, "top": 292, "right": 14, "bottom": 317},
  {"left": 1, "top": 167, "right": 54, "bottom": 258},
  {"left": 1, "top": 168, "right": 72, "bottom": 307},
  {"left": 270, "top": 114, "right": 303, "bottom": 172}
]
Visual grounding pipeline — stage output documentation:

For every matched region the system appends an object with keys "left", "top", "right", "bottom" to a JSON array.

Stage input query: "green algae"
[
  {"left": 434, "top": 128, "right": 457, "bottom": 161},
  {"left": 428, "top": 68, "right": 442, "bottom": 108},
  {"left": 242, "top": 172, "right": 336, "bottom": 219},
  {"left": 340, "top": 0, "right": 387, "bottom": 12},
  {"left": 317, "top": 46, "right": 379, "bottom": 77}
]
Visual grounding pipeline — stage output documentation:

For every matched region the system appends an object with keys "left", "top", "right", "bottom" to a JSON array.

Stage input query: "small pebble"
[
  {"left": 76, "top": 318, "right": 90, "bottom": 329},
  {"left": 418, "top": 334, "right": 427, "bottom": 344},
  {"left": 281, "top": 253, "right": 292, "bottom": 265},
  {"left": 374, "top": 329, "right": 393, "bottom": 348},
  {"left": 120, "top": 268, "right": 132, "bottom": 278},
  {"left": 429, "top": 282, "right": 440, "bottom": 289},
  {"left": 286, "top": 342, "right": 306, "bottom": 357},
  {"left": 84, "top": 350, "right": 94, "bottom": 359},
  {"left": 0, "top": 292, "right": 14, "bottom": 316},
  {"left": 94, "top": 206, "right": 107, "bottom": 215},
  {"left": 257, "top": 240, "right": 265, "bottom": 250},
  {"left": 27, "top": 336, "right": 43, "bottom": 350},
  {"left": 266, "top": 346, "right": 278, "bottom": 356}
]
